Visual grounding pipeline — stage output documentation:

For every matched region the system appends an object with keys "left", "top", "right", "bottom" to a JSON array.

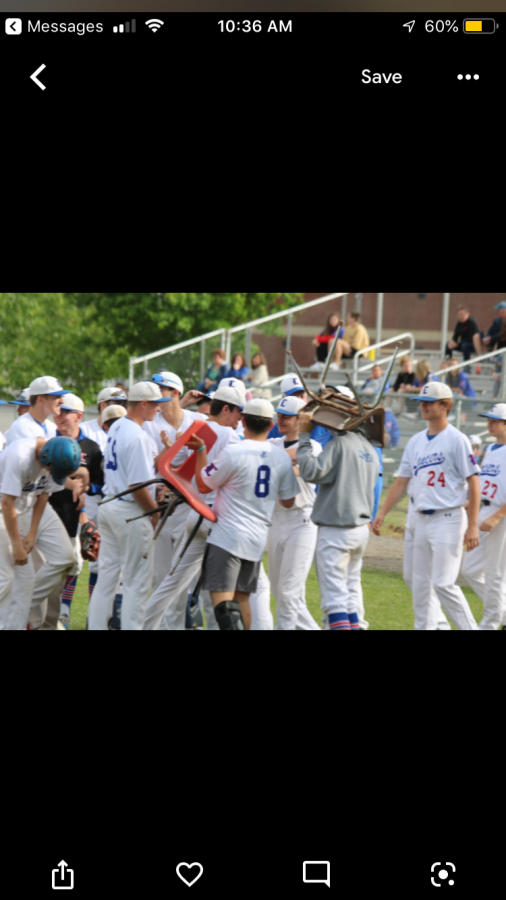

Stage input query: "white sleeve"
[
  {"left": 456, "top": 434, "right": 481, "bottom": 479},
  {"left": 200, "top": 452, "right": 234, "bottom": 491},
  {"left": 309, "top": 439, "right": 323, "bottom": 458},
  {"left": 126, "top": 437, "right": 155, "bottom": 485},
  {"left": 278, "top": 454, "right": 299, "bottom": 500},
  {"left": 0, "top": 455, "right": 23, "bottom": 497},
  {"left": 398, "top": 441, "right": 414, "bottom": 478}
]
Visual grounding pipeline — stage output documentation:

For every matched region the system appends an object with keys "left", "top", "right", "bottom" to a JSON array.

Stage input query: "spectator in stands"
[
  {"left": 361, "top": 364, "right": 391, "bottom": 395},
  {"left": 196, "top": 349, "right": 228, "bottom": 394},
  {"left": 411, "top": 359, "right": 437, "bottom": 393},
  {"left": 440, "top": 360, "right": 477, "bottom": 401},
  {"left": 386, "top": 356, "right": 415, "bottom": 415},
  {"left": 310, "top": 313, "right": 344, "bottom": 371},
  {"left": 445, "top": 307, "right": 482, "bottom": 364},
  {"left": 483, "top": 301, "right": 506, "bottom": 353},
  {"left": 245, "top": 352, "right": 272, "bottom": 399},
  {"left": 331, "top": 311, "right": 370, "bottom": 370},
  {"left": 384, "top": 410, "right": 400, "bottom": 449},
  {"left": 226, "top": 352, "right": 250, "bottom": 381}
]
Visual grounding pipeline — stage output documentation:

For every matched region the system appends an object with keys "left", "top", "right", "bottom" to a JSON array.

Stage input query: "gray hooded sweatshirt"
[{"left": 297, "top": 430, "right": 379, "bottom": 528}]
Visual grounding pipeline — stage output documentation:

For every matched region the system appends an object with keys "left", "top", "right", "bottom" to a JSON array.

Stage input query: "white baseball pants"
[
  {"left": 249, "top": 563, "right": 273, "bottom": 631},
  {"left": 30, "top": 532, "right": 84, "bottom": 630},
  {"left": 462, "top": 506, "right": 506, "bottom": 630},
  {"left": 316, "top": 524, "right": 370, "bottom": 617},
  {"left": 0, "top": 510, "right": 36, "bottom": 630},
  {"left": 411, "top": 508, "right": 478, "bottom": 631},
  {"left": 88, "top": 499, "right": 154, "bottom": 630},
  {"left": 268, "top": 509, "right": 320, "bottom": 630},
  {"left": 404, "top": 518, "right": 451, "bottom": 630},
  {"left": 157, "top": 504, "right": 195, "bottom": 629}
]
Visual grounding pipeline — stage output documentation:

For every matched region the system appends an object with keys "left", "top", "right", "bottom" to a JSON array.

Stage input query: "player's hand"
[
  {"left": 181, "top": 390, "right": 205, "bottom": 409},
  {"left": 22, "top": 532, "right": 36, "bottom": 555},
  {"left": 298, "top": 412, "right": 314, "bottom": 434},
  {"left": 371, "top": 514, "right": 385, "bottom": 536},
  {"left": 160, "top": 430, "right": 173, "bottom": 450},
  {"left": 464, "top": 525, "right": 480, "bottom": 551},
  {"left": 13, "top": 542, "right": 29, "bottom": 566},
  {"left": 71, "top": 477, "right": 85, "bottom": 503},
  {"left": 480, "top": 514, "right": 501, "bottom": 533},
  {"left": 187, "top": 435, "right": 206, "bottom": 452}
]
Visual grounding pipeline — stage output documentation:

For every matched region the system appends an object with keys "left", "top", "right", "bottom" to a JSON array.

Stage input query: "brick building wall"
[{"left": 252, "top": 292, "right": 506, "bottom": 377}]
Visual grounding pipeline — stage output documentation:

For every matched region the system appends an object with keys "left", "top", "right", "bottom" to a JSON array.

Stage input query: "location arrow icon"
[
  {"left": 30, "top": 64, "right": 46, "bottom": 90},
  {"left": 403, "top": 20, "right": 415, "bottom": 33}
]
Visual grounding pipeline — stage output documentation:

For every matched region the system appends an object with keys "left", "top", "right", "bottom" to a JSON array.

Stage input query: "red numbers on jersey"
[
  {"left": 482, "top": 481, "right": 498, "bottom": 499},
  {"left": 427, "top": 471, "right": 446, "bottom": 488}
]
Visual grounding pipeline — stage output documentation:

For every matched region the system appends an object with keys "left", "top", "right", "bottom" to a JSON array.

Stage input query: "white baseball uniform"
[
  {"left": 144, "top": 409, "right": 205, "bottom": 598},
  {"left": 0, "top": 439, "right": 75, "bottom": 630},
  {"left": 462, "top": 442, "right": 506, "bottom": 630},
  {"left": 0, "top": 432, "right": 5, "bottom": 452},
  {"left": 398, "top": 424, "right": 480, "bottom": 630},
  {"left": 268, "top": 437, "right": 321, "bottom": 630},
  {"left": 88, "top": 417, "right": 157, "bottom": 630},
  {"left": 5, "top": 413, "right": 57, "bottom": 445},
  {"left": 404, "top": 494, "right": 451, "bottom": 630},
  {"left": 143, "top": 422, "right": 242, "bottom": 630}
]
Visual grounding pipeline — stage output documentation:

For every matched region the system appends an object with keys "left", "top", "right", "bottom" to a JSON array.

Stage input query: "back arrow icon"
[
  {"left": 30, "top": 64, "right": 46, "bottom": 90},
  {"left": 403, "top": 20, "right": 415, "bottom": 32}
]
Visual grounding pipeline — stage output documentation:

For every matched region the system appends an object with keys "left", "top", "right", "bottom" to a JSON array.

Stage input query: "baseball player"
[
  {"left": 462, "top": 403, "right": 506, "bottom": 630},
  {"left": 191, "top": 398, "right": 299, "bottom": 630},
  {"left": 297, "top": 407, "right": 379, "bottom": 631},
  {"left": 87, "top": 382, "right": 171, "bottom": 631},
  {"left": 31, "top": 392, "right": 104, "bottom": 631},
  {"left": 8, "top": 388, "right": 31, "bottom": 417},
  {"left": 0, "top": 436, "right": 82, "bottom": 630},
  {"left": 403, "top": 487, "right": 451, "bottom": 630},
  {"left": 80, "top": 386, "right": 128, "bottom": 602},
  {"left": 269, "top": 375, "right": 333, "bottom": 450},
  {"left": 373, "top": 382, "right": 480, "bottom": 630},
  {"left": 268, "top": 395, "right": 321, "bottom": 630},
  {"left": 4, "top": 376, "right": 66, "bottom": 444},
  {"left": 143, "top": 379, "right": 246, "bottom": 630}
]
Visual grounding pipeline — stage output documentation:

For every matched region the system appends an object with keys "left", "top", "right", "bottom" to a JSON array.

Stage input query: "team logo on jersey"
[
  {"left": 469, "top": 454, "right": 478, "bottom": 467},
  {"left": 280, "top": 399, "right": 288, "bottom": 408},
  {"left": 228, "top": 380, "right": 236, "bottom": 388},
  {"left": 480, "top": 463, "right": 500, "bottom": 477},
  {"left": 260, "top": 451, "right": 268, "bottom": 459},
  {"left": 413, "top": 452, "right": 445, "bottom": 476},
  {"left": 80, "top": 452, "right": 87, "bottom": 464},
  {"left": 22, "top": 476, "right": 49, "bottom": 493},
  {"left": 359, "top": 452, "right": 373, "bottom": 463},
  {"left": 293, "top": 378, "right": 300, "bottom": 386},
  {"left": 204, "top": 463, "right": 218, "bottom": 476}
]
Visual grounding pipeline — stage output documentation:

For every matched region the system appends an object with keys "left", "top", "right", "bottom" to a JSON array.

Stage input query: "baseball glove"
[{"left": 80, "top": 520, "right": 101, "bottom": 562}]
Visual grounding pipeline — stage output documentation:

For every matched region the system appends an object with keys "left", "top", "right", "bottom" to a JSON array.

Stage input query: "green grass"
[{"left": 69, "top": 560, "right": 483, "bottom": 631}]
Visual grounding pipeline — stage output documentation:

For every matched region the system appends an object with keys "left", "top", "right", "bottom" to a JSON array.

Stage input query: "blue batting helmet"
[{"left": 39, "top": 437, "right": 81, "bottom": 485}]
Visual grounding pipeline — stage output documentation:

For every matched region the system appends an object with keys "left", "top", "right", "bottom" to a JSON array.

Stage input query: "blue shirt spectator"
[
  {"left": 226, "top": 353, "right": 250, "bottom": 383},
  {"left": 362, "top": 364, "right": 391, "bottom": 395},
  {"left": 196, "top": 349, "right": 228, "bottom": 394}
]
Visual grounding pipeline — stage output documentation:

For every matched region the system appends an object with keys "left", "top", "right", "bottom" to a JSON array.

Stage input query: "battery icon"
[{"left": 463, "top": 19, "right": 497, "bottom": 33}]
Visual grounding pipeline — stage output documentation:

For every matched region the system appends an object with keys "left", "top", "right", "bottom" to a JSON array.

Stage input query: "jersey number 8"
[{"left": 255, "top": 465, "right": 271, "bottom": 498}]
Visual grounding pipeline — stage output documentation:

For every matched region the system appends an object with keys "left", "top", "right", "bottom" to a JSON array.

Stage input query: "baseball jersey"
[
  {"left": 80, "top": 418, "right": 109, "bottom": 454},
  {"left": 0, "top": 438, "right": 64, "bottom": 513},
  {"left": 5, "top": 413, "right": 57, "bottom": 445},
  {"left": 398, "top": 424, "right": 480, "bottom": 512},
  {"left": 0, "top": 431, "right": 5, "bottom": 452},
  {"left": 103, "top": 417, "right": 156, "bottom": 501},
  {"left": 269, "top": 437, "right": 322, "bottom": 512},
  {"left": 143, "top": 409, "right": 205, "bottom": 456},
  {"left": 478, "top": 443, "right": 506, "bottom": 509},
  {"left": 193, "top": 421, "right": 242, "bottom": 506},
  {"left": 201, "top": 440, "right": 298, "bottom": 561}
]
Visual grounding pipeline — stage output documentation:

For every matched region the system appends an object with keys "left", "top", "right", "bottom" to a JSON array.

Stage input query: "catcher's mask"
[{"left": 287, "top": 341, "right": 401, "bottom": 448}]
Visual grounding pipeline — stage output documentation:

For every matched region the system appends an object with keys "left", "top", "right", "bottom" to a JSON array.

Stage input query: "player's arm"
[
  {"left": 181, "top": 390, "right": 205, "bottom": 409},
  {"left": 296, "top": 415, "right": 339, "bottom": 485},
  {"left": 186, "top": 435, "right": 213, "bottom": 494},
  {"left": 481, "top": 500, "right": 506, "bottom": 532},
  {"left": 372, "top": 476, "right": 410, "bottom": 535},
  {"left": 1, "top": 494, "right": 28, "bottom": 566},
  {"left": 464, "top": 474, "right": 481, "bottom": 551},
  {"left": 23, "top": 493, "right": 49, "bottom": 555}
]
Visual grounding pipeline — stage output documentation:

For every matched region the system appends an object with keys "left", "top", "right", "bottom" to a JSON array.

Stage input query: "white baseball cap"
[
  {"left": 9, "top": 388, "right": 30, "bottom": 406},
  {"left": 97, "top": 387, "right": 127, "bottom": 404},
  {"left": 275, "top": 396, "right": 307, "bottom": 416},
  {"left": 411, "top": 382, "right": 453, "bottom": 402},
  {"left": 217, "top": 377, "right": 247, "bottom": 399},
  {"left": 280, "top": 375, "right": 305, "bottom": 397},
  {"left": 329, "top": 386, "right": 355, "bottom": 400},
  {"left": 129, "top": 382, "right": 172, "bottom": 403},
  {"left": 102, "top": 405, "right": 128, "bottom": 424},
  {"left": 243, "top": 399, "right": 276, "bottom": 419},
  {"left": 479, "top": 403, "right": 506, "bottom": 422},
  {"left": 469, "top": 434, "right": 482, "bottom": 446},
  {"left": 29, "top": 376, "right": 67, "bottom": 397},
  {"left": 213, "top": 384, "right": 245, "bottom": 409},
  {"left": 60, "top": 393, "right": 85, "bottom": 413},
  {"left": 153, "top": 372, "right": 184, "bottom": 394}
]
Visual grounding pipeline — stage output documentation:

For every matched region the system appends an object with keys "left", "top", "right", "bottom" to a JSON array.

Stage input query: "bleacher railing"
[
  {"left": 351, "top": 333, "right": 415, "bottom": 384},
  {"left": 129, "top": 328, "right": 227, "bottom": 387}
]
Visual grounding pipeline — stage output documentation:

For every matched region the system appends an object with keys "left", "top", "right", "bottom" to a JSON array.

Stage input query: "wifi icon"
[{"left": 146, "top": 19, "right": 164, "bottom": 32}]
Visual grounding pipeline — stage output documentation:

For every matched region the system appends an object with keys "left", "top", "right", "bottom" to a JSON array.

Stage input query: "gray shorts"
[{"left": 202, "top": 544, "right": 261, "bottom": 594}]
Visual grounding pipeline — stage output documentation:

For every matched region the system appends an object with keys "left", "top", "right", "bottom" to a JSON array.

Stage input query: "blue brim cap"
[
  {"left": 0, "top": 400, "right": 7, "bottom": 405},
  {"left": 284, "top": 387, "right": 304, "bottom": 397},
  {"left": 9, "top": 400, "right": 30, "bottom": 406},
  {"left": 275, "top": 407, "right": 299, "bottom": 416},
  {"left": 157, "top": 398, "right": 173, "bottom": 403},
  {"left": 48, "top": 390, "right": 67, "bottom": 396},
  {"left": 479, "top": 413, "right": 506, "bottom": 420},
  {"left": 410, "top": 397, "right": 440, "bottom": 402}
]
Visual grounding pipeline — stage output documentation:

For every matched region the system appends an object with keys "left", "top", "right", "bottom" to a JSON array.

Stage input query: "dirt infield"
[{"left": 364, "top": 533, "right": 468, "bottom": 586}]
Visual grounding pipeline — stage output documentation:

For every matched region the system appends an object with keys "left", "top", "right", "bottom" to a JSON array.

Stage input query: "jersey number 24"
[{"left": 427, "top": 471, "right": 445, "bottom": 488}]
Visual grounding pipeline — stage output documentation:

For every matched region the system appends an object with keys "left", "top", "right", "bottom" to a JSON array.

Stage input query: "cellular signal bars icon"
[{"left": 113, "top": 20, "right": 136, "bottom": 33}]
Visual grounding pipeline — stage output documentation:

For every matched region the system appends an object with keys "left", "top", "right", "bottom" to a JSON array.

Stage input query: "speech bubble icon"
[{"left": 303, "top": 861, "right": 330, "bottom": 888}]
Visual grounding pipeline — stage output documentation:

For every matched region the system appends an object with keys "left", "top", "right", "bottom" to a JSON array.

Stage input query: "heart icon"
[{"left": 176, "top": 862, "right": 204, "bottom": 888}]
